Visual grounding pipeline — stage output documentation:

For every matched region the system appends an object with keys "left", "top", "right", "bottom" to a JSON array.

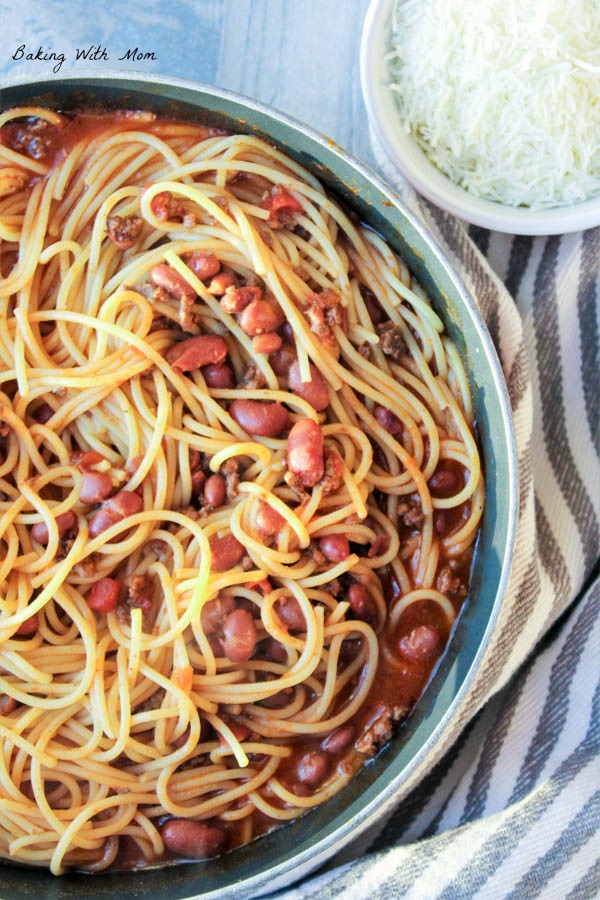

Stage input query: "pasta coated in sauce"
[{"left": 0, "top": 108, "right": 483, "bottom": 872}]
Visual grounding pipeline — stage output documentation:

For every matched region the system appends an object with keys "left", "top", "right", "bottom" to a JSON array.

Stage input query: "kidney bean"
[
  {"left": 31, "top": 509, "right": 77, "bottom": 545},
  {"left": 374, "top": 405, "right": 402, "bottom": 435},
  {"left": 88, "top": 508, "right": 121, "bottom": 538},
  {"left": 72, "top": 450, "right": 105, "bottom": 469},
  {"left": 318, "top": 534, "right": 350, "bottom": 563},
  {"left": 219, "top": 720, "right": 251, "bottom": 746},
  {"left": 258, "top": 687, "right": 293, "bottom": 709},
  {"left": 297, "top": 750, "right": 329, "bottom": 787},
  {"left": 321, "top": 725, "right": 355, "bottom": 755},
  {"left": 256, "top": 636, "right": 288, "bottom": 664},
  {"left": 287, "top": 419, "right": 324, "bottom": 487},
  {"left": 203, "top": 473, "right": 226, "bottom": 508},
  {"left": 252, "top": 332, "right": 282, "bottom": 354},
  {"left": 246, "top": 577, "right": 272, "bottom": 596},
  {"left": 165, "top": 334, "right": 228, "bottom": 372},
  {"left": 434, "top": 510, "right": 450, "bottom": 538},
  {"left": 222, "top": 608, "right": 257, "bottom": 662},
  {"left": 236, "top": 597, "right": 259, "bottom": 616},
  {"left": 290, "top": 782, "right": 312, "bottom": 798},
  {"left": 185, "top": 251, "right": 220, "bottom": 281},
  {"left": 269, "top": 342, "right": 297, "bottom": 377},
  {"left": 220, "top": 284, "right": 261, "bottom": 314},
  {"left": 89, "top": 491, "right": 143, "bottom": 538},
  {"left": 368, "top": 535, "right": 391, "bottom": 558},
  {"left": 275, "top": 596, "right": 305, "bottom": 632},
  {"left": 200, "top": 595, "right": 235, "bottom": 635},
  {"left": 207, "top": 634, "right": 224, "bottom": 657},
  {"left": 428, "top": 467, "right": 460, "bottom": 496},
  {"left": 347, "top": 583, "right": 377, "bottom": 626},
  {"left": 79, "top": 470, "right": 114, "bottom": 505},
  {"left": 33, "top": 402, "right": 54, "bottom": 424},
  {"left": 191, "top": 469, "right": 206, "bottom": 497},
  {"left": 0, "top": 695, "right": 17, "bottom": 715},
  {"left": 339, "top": 636, "right": 364, "bottom": 665},
  {"left": 255, "top": 501, "right": 286, "bottom": 537},
  {"left": 399, "top": 625, "right": 442, "bottom": 662},
  {"left": 238, "top": 299, "right": 284, "bottom": 336},
  {"left": 105, "top": 490, "right": 143, "bottom": 519},
  {"left": 209, "top": 533, "right": 245, "bottom": 572},
  {"left": 82, "top": 835, "right": 120, "bottom": 873},
  {"left": 16, "top": 613, "right": 39, "bottom": 636},
  {"left": 207, "top": 271, "right": 235, "bottom": 296},
  {"left": 279, "top": 322, "right": 294, "bottom": 343},
  {"left": 87, "top": 577, "right": 120, "bottom": 613},
  {"left": 151, "top": 263, "right": 196, "bottom": 299},
  {"left": 172, "top": 725, "right": 199, "bottom": 749},
  {"left": 288, "top": 360, "right": 329, "bottom": 412},
  {"left": 202, "top": 361, "right": 235, "bottom": 388},
  {"left": 161, "top": 819, "right": 227, "bottom": 860},
  {"left": 125, "top": 453, "right": 145, "bottom": 476},
  {"left": 230, "top": 399, "right": 289, "bottom": 437}
]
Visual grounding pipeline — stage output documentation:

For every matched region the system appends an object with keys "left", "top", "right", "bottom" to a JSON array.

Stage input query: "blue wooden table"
[{"left": 1, "top": 0, "right": 375, "bottom": 170}]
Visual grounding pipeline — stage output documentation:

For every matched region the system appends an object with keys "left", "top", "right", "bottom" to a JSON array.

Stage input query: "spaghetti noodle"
[{"left": 0, "top": 108, "right": 483, "bottom": 873}]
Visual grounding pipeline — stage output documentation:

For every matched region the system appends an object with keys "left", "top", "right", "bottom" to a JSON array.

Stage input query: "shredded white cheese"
[{"left": 387, "top": 0, "right": 600, "bottom": 208}]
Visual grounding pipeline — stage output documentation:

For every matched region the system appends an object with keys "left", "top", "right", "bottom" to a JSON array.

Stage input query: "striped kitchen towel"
[{"left": 270, "top": 141, "right": 600, "bottom": 898}]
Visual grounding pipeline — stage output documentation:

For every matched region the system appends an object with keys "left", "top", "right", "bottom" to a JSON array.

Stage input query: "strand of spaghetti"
[
  {"left": 0, "top": 725, "right": 56, "bottom": 769},
  {"left": 205, "top": 714, "right": 249, "bottom": 768},
  {"left": 141, "top": 181, "right": 235, "bottom": 232},
  {"left": 1, "top": 171, "right": 59, "bottom": 296},
  {"left": 50, "top": 795, "right": 142, "bottom": 875},
  {"left": 271, "top": 764, "right": 355, "bottom": 808},
  {"left": 389, "top": 589, "right": 456, "bottom": 629},
  {"left": 0, "top": 650, "right": 52, "bottom": 685},
  {"left": 88, "top": 186, "right": 141, "bottom": 275},
  {"left": 200, "top": 603, "right": 324, "bottom": 701},
  {"left": 22, "top": 308, "right": 226, "bottom": 423},
  {"left": 209, "top": 442, "right": 272, "bottom": 471},
  {"left": 236, "top": 481, "right": 310, "bottom": 547},
  {"left": 252, "top": 626, "right": 378, "bottom": 735},
  {"left": 156, "top": 755, "right": 279, "bottom": 819},
  {"left": 0, "top": 145, "right": 49, "bottom": 175}
]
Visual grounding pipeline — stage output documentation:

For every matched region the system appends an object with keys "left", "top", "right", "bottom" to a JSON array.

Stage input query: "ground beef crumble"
[
  {"left": 377, "top": 321, "right": 407, "bottom": 360},
  {"left": 398, "top": 497, "right": 424, "bottom": 528},
  {"left": 238, "top": 365, "right": 267, "bottom": 390},
  {"left": 177, "top": 293, "right": 197, "bottom": 332},
  {"left": 133, "top": 688, "right": 165, "bottom": 715},
  {"left": 222, "top": 459, "right": 240, "bottom": 502},
  {"left": 436, "top": 564, "right": 467, "bottom": 601},
  {"left": 117, "top": 574, "right": 154, "bottom": 624},
  {"left": 106, "top": 215, "right": 143, "bottom": 250},
  {"left": 356, "top": 702, "right": 409, "bottom": 756}
]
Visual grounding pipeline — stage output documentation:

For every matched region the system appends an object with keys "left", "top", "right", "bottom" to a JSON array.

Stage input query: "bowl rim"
[
  {"left": 360, "top": 0, "right": 600, "bottom": 236},
  {"left": 0, "top": 71, "right": 519, "bottom": 899}
]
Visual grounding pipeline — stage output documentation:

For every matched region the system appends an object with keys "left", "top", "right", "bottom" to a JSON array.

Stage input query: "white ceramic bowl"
[{"left": 360, "top": 0, "right": 600, "bottom": 235}]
